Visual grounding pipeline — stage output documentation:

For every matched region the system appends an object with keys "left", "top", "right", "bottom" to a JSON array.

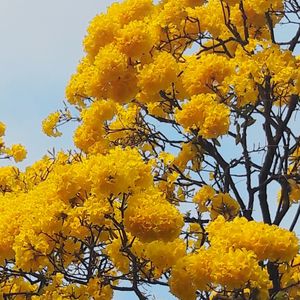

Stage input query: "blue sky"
[{"left": 0, "top": 0, "right": 114, "bottom": 167}]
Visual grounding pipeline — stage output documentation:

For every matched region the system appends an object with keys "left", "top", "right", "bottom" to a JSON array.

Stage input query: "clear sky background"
[{"left": 0, "top": 1, "right": 298, "bottom": 299}]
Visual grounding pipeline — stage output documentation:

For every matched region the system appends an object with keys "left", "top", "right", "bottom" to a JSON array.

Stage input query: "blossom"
[
  {"left": 42, "top": 111, "right": 62, "bottom": 137},
  {"left": 175, "top": 93, "right": 230, "bottom": 138},
  {"left": 7, "top": 144, "right": 27, "bottom": 162},
  {"left": 124, "top": 187, "right": 184, "bottom": 242},
  {"left": 0, "top": 122, "right": 6, "bottom": 137},
  {"left": 137, "top": 52, "right": 179, "bottom": 103},
  {"left": 181, "top": 54, "right": 233, "bottom": 96},
  {"left": 116, "top": 20, "right": 158, "bottom": 59},
  {"left": 207, "top": 216, "right": 299, "bottom": 261}
]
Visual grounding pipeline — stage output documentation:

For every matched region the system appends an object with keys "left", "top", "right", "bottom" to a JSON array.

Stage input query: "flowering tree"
[{"left": 1, "top": 0, "right": 300, "bottom": 299}]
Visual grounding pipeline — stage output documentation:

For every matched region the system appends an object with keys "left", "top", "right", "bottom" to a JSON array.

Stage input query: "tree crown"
[{"left": 0, "top": 0, "right": 300, "bottom": 299}]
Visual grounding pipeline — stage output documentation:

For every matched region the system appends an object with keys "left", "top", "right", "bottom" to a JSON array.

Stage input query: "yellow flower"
[
  {"left": 288, "top": 179, "right": 300, "bottom": 203},
  {"left": 105, "top": 237, "right": 130, "bottom": 273},
  {"left": 159, "top": 151, "right": 175, "bottom": 165},
  {"left": 169, "top": 250, "right": 212, "bottom": 300},
  {"left": 0, "top": 122, "right": 6, "bottom": 137},
  {"left": 116, "top": 20, "right": 158, "bottom": 59},
  {"left": 8, "top": 144, "right": 27, "bottom": 162},
  {"left": 193, "top": 185, "right": 215, "bottom": 211},
  {"left": 83, "top": 13, "right": 120, "bottom": 59},
  {"left": 73, "top": 99, "right": 116, "bottom": 153},
  {"left": 108, "top": 103, "right": 141, "bottom": 144},
  {"left": 143, "top": 239, "right": 186, "bottom": 272},
  {"left": 210, "top": 193, "right": 240, "bottom": 220},
  {"left": 181, "top": 54, "right": 233, "bottom": 96},
  {"left": 207, "top": 216, "right": 299, "bottom": 262},
  {"left": 137, "top": 52, "right": 179, "bottom": 103},
  {"left": 42, "top": 111, "right": 62, "bottom": 137},
  {"left": 107, "top": 0, "right": 154, "bottom": 27},
  {"left": 124, "top": 187, "right": 184, "bottom": 242},
  {"left": 280, "top": 255, "right": 300, "bottom": 298},
  {"left": 175, "top": 94, "right": 230, "bottom": 139},
  {"left": 210, "top": 247, "right": 270, "bottom": 290}
]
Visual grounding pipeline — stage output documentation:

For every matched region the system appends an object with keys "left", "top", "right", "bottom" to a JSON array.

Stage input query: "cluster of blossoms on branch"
[
  {"left": 1, "top": 0, "right": 300, "bottom": 299},
  {"left": 0, "top": 121, "right": 26, "bottom": 163}
]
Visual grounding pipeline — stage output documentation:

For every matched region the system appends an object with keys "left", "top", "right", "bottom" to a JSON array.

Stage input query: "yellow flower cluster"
[
  {"left": 137, "top": 52, "right": 179, "bottom": 103},
  {"left": 0, "top": 147, "right": 154, "bottom": 269},
  {"left": 0, "top": 277, "right": 37, "bottom": 299},
  {"left": 140, "top": 238, "right": 186, "bottom": 273},
  {"left": 169, "top": 247, "right": 270, "bottom": 300},
  {"left": 116, "top": 20, "right": 157, "bottom": 60},
  {"left": 181, "top": 54, "right": 233, "bottom": 96},
  {"left": 105, "top": 234, "right": 186, "bottom": 276},
  {"left": 83, "top": 0, "right": 155, "bottom": 59},
  {"left": 280, "top": 255, "right": 300, "bottom": 298},
  {"left": 207, "top": 216, "right": 299, "bottom": 261},
  {"left": 31, "top": 274, "right": 113, "bottom": 300},
  {"left": 186, "top": 2, "right": 236, "bottom": 40},
  {"left": 107, "top": 0, "right": 155, "bottom": 31},
  {"left": 108, "top": 103, "right": 141, "bottom": 144},
  {"left": 226, "top": 42, "right": 300, "bottom": 106},
  {"left": 0, "top": 121, "right": 5, "bottom": 137},
  {"left": 66, "top": 0, "right": 160, "bottom": 107},
  {"left": 124, "top": 187, "right": 184, "bottom": 242},
  {"left": 73, "top": 99, "right": 116, "bottom": 153},
  {"left": 209, "top": 248, "right": 270, "bottom": 291},
  {"left": 169, "top": 211, "right": 298, "bottom": 299},
  {"left": 42, "top": 111, "right": 62, "bottom": 137},
  {"left": 63, "top": 0, "right": 292, "bottom": 120},
  {"left": 169, "top": 250, "right": 212, "bottom": 300},
  {"left": 194, "top": 185, "right": 240, "bottom": 220},
  {"left": 193, "top": 185, "right": 215, "bottom": 210},
  {"left": 0, "top": 166, "right": 19, "bottom": 193},
  {"left": 105, "top": 236, "right": 131, "bottom": 274},
  {"left": 175, "top": 94, "right": 230, "bottom": 138},
  {"left": 5, "top": 144, "right": 27, "bottom": 163},
  {"left": 66, "top": 45, "right": 138, "bottom": 105},
  {"left": 186, "top": 0, "right": 283, "bottom": 41},
  {"left": 88, "top": 147, "right": 153, "bottom": 197},
  {"left": 83, "top": 13, "right": 119, "bottom": 59},
  {"left": 245, "top": 0, "right": 283, "bottom": 15},
  {"left": 0, "top": 120, "right": 27, "bottom": 163}
]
